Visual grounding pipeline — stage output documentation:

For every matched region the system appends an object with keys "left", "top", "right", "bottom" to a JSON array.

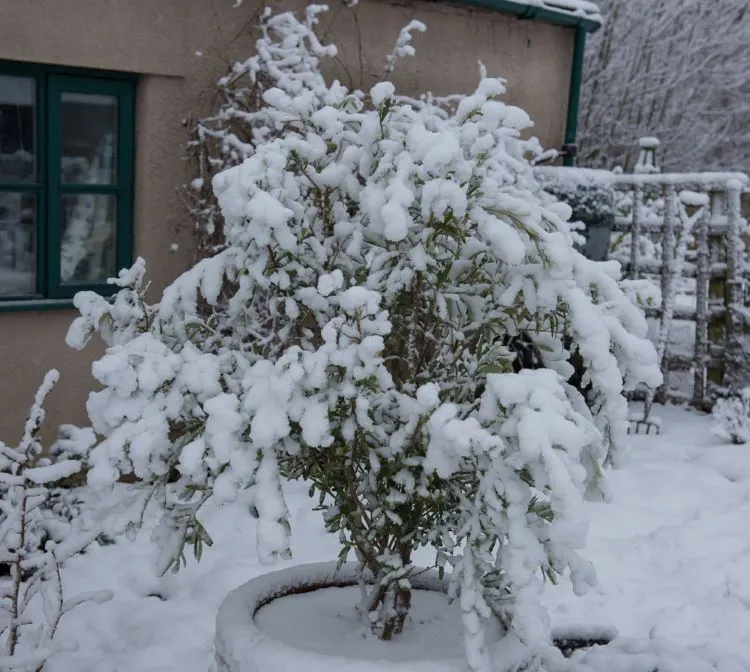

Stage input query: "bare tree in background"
[{"left": 578, "top": 0, "right": 749, "bottom": 172}]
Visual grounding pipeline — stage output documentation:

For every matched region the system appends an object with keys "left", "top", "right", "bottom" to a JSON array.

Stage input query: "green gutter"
[
  {"left": 563, "top": 26, "right": 587, "bottom": 167},
  {"left": 452, "top": 0, "right": 602, "bottom": 33}
]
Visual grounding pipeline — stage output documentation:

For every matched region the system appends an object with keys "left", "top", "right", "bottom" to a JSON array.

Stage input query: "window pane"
[
  {"left": 0, "top": 192, "right": 36, "bottom": 296},
  {"left": 60, "top": 193, "right": 116, "bottom": 284},
  {"left": 0, "top": 76, "right": 35, "bottom": 183},
  {"left": 61, "top": 93, "right": 117, "bottom": 185}
]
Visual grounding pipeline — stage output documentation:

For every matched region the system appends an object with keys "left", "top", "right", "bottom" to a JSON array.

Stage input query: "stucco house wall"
[{"left": 0, "top": 0, "right": 576, "bottom": 443}]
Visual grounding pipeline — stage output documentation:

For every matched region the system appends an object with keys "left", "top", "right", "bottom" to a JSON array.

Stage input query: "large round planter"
[{"left": 215, "top": 561, "right": 537, "bottom": 672}]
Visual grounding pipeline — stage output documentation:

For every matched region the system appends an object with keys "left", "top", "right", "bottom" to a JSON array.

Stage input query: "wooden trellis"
[{"left": 613, "top": 172, "right": 749, "bottom": 409}]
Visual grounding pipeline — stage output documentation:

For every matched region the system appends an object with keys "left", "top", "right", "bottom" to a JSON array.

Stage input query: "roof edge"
[{"left": 450, "top": 0, "right": 602, "bottom": 32}]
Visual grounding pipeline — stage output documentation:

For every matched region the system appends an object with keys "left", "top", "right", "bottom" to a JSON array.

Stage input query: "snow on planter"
[{"left": 215, "top": 562, "right": 537, "bottom": 672}]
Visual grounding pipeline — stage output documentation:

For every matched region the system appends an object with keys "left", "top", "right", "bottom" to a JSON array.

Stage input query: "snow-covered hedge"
[{"left": 66, "top": 6, "right": 660, "bottom": 671}]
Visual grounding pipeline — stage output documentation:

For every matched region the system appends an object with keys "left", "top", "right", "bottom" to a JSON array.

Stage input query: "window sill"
[{"left": 0, "top": 298, "right": 76, "bottom": 313}]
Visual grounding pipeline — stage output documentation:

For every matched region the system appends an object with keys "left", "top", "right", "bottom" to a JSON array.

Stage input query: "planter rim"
[{"left": 214, "top": 561, "right": 533, "bottom": 672}]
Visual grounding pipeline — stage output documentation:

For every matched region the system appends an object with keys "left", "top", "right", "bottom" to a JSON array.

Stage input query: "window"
[{"left": 0, "top": 62, "right": 134, "bottom": 303}]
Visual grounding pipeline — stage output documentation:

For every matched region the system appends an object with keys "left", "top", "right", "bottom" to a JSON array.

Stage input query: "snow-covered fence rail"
[
  {"left": 612, "top": 172, "right": 749, "bottom": 408},
  {"left": 535, "top": 158, "right": 750, "bottom": 409}
]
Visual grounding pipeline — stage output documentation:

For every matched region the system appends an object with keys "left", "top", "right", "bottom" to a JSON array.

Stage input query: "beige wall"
[{"left": 0, "top": 0, "right": 574, "bottom": 444}]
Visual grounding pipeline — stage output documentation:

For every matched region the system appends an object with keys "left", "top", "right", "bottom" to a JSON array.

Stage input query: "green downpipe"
[{"left": 563, "top": 26, "right": 587, "bottom": 167}]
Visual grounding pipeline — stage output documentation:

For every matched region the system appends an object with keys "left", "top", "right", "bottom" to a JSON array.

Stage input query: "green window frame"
[{"left": 0, "top": 61, "right": 135, "bottom": 305}]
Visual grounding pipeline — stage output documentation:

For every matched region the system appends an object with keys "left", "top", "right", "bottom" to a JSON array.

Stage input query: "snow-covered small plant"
[
  {"left": 0, "top": 371, "right": 112, "bottom": 670},
  {"left": 67, "top": 6, "right": 661, "bottom": 671},
  {"left": 712, "top": 389, "right": 750, "bottom": 445},
  {"left": 0, "top": 424, "right": 103, "bottom": 572}
]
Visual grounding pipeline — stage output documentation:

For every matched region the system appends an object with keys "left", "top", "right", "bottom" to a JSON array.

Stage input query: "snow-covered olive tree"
[{"left": 66, "top": 7, "right": 660, "bottom": 669}]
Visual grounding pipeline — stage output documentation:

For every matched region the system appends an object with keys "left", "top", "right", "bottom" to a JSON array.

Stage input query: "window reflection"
[
  {"left": 0, "top": 75, "right": 35, "bottom": 183},
  {"left": 61, "top": 93, "right": 117, "bottom": 185},
  {"left": 0, "top": 192, "right": 36, "bottom": 296},
  {"left": 60, "top": 193, "right": 116, "bottom": 284}
]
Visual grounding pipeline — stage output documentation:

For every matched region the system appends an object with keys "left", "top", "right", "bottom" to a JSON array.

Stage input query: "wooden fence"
[{"left": 613, "top": 172, "right": 749, "bottom": 409}]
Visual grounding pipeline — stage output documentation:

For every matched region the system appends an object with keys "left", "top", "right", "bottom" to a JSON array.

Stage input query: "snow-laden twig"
[{"left": 383, "top": 20, "right": 426, "bottom": 77}]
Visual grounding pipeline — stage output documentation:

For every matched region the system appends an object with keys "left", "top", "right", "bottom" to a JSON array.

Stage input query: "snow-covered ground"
[
  {"left": 544, "top": 404, "right": 750, "bottom": 659},
  {"left": 47, "top": 403, "right": 750, "bottom": 671}
]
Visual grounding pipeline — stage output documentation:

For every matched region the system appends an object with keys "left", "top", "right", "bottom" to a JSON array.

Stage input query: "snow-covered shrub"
[
  {"left": 712, "top": 389, "right": 750, "bottom": 445},
  {"left": 0, "top": 371, "right": 111, "bottom": 669},
  {"left": 534, "top": 167, "right": 616, "bottom": 261},
  {"left": 67, "top": 7, "right": 661, "bottom": 670}
]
